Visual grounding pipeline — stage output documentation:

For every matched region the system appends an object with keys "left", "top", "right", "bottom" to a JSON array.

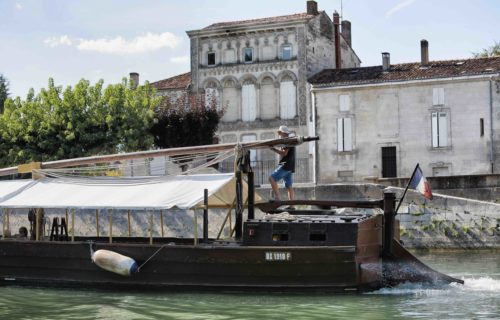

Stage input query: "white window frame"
[
  {"left": 339, "top": 94, "right": 350, "bottom": 112},
  {"left": 433, "top": 88, "right": 445, "bottom": 106},
  {"left": 282, "top": 44, "right": 292, "bottom": 60},
  {"left": 244, "top": 48, "right": 254, "bottom": 63},
  {"left": 431, "top": 111, "right": 448, "bottom": 147},
  {"left": 337, "top": 118, "right": 353, "bottom": 152}
]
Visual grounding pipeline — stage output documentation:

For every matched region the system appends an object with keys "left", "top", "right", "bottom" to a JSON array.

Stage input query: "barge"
[{"left": 0, "top": 137, "right": 463, "bottom": 291}]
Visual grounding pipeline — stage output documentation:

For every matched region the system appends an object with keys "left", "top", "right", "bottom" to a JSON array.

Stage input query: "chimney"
[
  {"left": 421, "top": 39, "right": 429, "bottom": 66},
  {"left": 307, "top": 1, "right": 318, "bottom": 15},
  {"left": 130, "top": 72, "right": 139, "bottom": 89},
  {"left": 382, "top": 52, "right": 390, "bottom": 71},
  {"left": 333, "top": 11, "right": 341, "bottom": 69},
  {"left": 341, "top": 20, "right": 352, "bottom": 47}
]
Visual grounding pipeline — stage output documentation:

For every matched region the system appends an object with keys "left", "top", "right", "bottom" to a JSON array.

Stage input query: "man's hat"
[{"left": 277, "top": 125, "right": 290, "bottom": 134}]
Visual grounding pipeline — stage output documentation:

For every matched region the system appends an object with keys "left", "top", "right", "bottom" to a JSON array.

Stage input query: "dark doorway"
[{"left": 382, "top": 146, "right": 397, "bottom": 178}]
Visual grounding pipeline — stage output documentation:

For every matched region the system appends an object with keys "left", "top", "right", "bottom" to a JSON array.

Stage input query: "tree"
[
  {"left": 0, "top": 74, "right": 9, "bottom": 114},
  {"left": 150, "top": 92, "right": 223, "bottom": 149},
  {"left": 473, "top": 41, "right": 500, "bottom": 58},
  {"left": 0, "top": 78, "right": 160, "bottom": 167}
]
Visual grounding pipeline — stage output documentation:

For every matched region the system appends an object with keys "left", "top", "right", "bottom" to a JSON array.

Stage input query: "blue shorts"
[{"left": 270, "top": 165, "right": 293, "bottom": 188}]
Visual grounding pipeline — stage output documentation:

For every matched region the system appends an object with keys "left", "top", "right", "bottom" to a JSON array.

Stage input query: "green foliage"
[
  {"left": 151, "top": 93, "right": 223, "bottom": 149},
  {"left": 473, "top": 41, "right": 500, "bottom": 58},
  {"left": 0, "top": 74, "right": 9, "bottom": 114},
  {"left": 0, "top": 78, "right": 160, "bottom": 167}
]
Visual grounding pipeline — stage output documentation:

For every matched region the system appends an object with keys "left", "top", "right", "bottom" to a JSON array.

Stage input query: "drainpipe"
[
  {"left": 333, "top": 12, "right": 341, "bottom": 69},
  {"left": 310, "top": 88, "right": 317, "bottom": 185},
  {"left": 490, "top": 76, "right": 495, "bottom": 173}
]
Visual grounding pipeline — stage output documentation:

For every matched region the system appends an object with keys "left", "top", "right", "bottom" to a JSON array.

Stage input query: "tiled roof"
[
  {"left": 151, "top": 72, "right": 191, "bottom": 90},
  {"left": 203, "top": 12, "right": 315, "bottom": 30},
  {"left": 308, "top": 56, "right": 500, "bottom": 87}
]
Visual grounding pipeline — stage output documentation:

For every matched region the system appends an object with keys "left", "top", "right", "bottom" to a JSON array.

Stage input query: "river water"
[{"left": 0, "top": 251, "right": 498, "bottom": 320}]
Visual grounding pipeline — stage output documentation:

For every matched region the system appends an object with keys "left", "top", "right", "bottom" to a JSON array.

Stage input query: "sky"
[{"left": 1, "top": 0, "right": 499, "bottom": 98}]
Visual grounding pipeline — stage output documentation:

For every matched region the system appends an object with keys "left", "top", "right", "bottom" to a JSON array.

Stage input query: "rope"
[
  {"left": 137, "top": 244, "right": 168, "bottom": 272},
  {"left": 33, "top": 149, "right": 236, "bottom": 186}
]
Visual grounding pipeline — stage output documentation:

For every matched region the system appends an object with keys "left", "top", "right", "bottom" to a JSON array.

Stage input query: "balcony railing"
[{"left": 218, "top": 158, "right": 311, "bottom": 185}]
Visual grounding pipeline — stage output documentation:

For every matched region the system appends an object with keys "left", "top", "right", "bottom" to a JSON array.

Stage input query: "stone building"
[
  {"left": 309, "top": 40, "right": 500, "bottom": 183},
  {"left": 151, "top": 0, "right": 360, "bottom": 183}
]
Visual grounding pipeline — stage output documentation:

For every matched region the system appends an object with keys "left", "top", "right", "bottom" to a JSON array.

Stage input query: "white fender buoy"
[{"left": 91, "top": 249, "right": 138, "bottom": 276}]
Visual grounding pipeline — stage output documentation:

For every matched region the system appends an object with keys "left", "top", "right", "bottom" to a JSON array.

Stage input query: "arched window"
[
  {"left": 222, "top": 79, "right": 237, "bottom": 121},
  {"left": 280, "top": 75, "right": 296, "bottom": 119},
  {"left": 260, "top": 77, "right": 277, "bottom": 120},
  {"left": 205, "top": 82, "right": 219, "bottom": 109},
  {"left": 242, "top": 80, "right": 256, "bottom": 122}
]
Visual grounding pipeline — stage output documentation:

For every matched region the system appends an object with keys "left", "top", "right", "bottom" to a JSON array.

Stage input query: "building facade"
[
  {"left": 309, "top": 41, "right": 500, "bottom": 183},
  {"left": 151, "top": 0, "right": 360, "bottom": 183}
]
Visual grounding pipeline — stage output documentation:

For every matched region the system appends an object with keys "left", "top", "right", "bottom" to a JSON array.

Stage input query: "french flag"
[{"left": 409, "top": 165, "right": 433, "bottom": 200}]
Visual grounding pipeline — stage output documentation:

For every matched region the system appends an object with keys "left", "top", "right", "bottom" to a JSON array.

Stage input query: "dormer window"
[
  {"left": 282, "top": 44, "right": 292, "bottom": 60},
  {"left": 244, "top": 48, "right": 253, "bottom": 63},
  {"left": 207, "top": 52, "right": 216, "bottom": 66}
]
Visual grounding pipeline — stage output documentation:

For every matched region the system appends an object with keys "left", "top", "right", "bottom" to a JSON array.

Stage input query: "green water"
[{"left": 0, "top": 251, "right": 498, "bottom": 320}]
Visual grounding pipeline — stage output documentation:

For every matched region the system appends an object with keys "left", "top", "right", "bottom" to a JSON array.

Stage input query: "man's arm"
[{"left": 270, "top": 147, "right": 289, "bottom": 157}]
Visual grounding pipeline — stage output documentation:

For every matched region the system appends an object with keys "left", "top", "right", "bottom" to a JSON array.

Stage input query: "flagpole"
[{"left": 394, "top": 163, "right": 420, "bottom": 215}]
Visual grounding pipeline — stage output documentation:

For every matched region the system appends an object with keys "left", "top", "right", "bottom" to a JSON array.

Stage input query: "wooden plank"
[{"left": 0, "top": 136, "right": 319, "bottom": 177}]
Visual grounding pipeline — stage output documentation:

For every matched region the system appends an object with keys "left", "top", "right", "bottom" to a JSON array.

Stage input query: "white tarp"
[
  {"left": 0, "top": 173, "right": 255, "bottom": 210},
  {"left": 0, "top": 180, "right": 35, "bottom": 202}
]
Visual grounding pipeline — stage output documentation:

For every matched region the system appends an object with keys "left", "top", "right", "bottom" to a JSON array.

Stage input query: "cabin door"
[{"left": 381, "top": 146, "right": 397, "bottom": 178}]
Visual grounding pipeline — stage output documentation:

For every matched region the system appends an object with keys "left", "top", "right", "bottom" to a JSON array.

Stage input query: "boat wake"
[{"left": 366, "top": 276, "right": 500, "bottom": 295}]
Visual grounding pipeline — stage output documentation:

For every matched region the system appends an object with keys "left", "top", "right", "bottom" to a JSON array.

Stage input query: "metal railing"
[{"left": 218, "top": 158, "right": 311, "bottom": 185}]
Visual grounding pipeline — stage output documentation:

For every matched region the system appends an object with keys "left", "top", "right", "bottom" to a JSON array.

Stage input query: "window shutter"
[
  {"left": 433, "top": 88, "right": 445, "bottom": 105},
  {"left": 439, "top": 88, "right": 445, "bottom": 105},
  {"left": 280, "top": 81, "right": 296, "bottom": 119},
  {"left": 343, "top": 118, "right": 352, "bottom": 151},
  {"left": 242, "top": 85, "right": 250, "bottom": 121},
  {"left": 249, "top": 84, "right": 256, "bottom": 120},
  {"left": 431, "top": 112, "right": 439, "bottom": 147},
  {"left": 337, "top": 118, "right": 352, "bottom": 152},
  {"left": 337, "top": 118, "right": 344, "bottom": 152},
  {"left": 339, "top": 95, "right": 350, "bottom": 111},
  {"left": 438, "top": 112, "right": 448, "bottom": 146},
  {"left": 242, "top": 83, "right": 256, "bottom": 122}
]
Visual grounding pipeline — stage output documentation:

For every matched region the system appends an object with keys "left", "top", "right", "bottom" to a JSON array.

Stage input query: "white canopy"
[
  {"left": 0, "top": 174, "right": 257, "bottom": 210},
  {"left": 0, "top": 179, "right": 35, "bottom": 202}
]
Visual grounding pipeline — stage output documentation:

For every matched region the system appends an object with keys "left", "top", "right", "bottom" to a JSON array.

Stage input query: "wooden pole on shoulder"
[{"left": 0, "top": 136, "right": 319, "bottom": 177}]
